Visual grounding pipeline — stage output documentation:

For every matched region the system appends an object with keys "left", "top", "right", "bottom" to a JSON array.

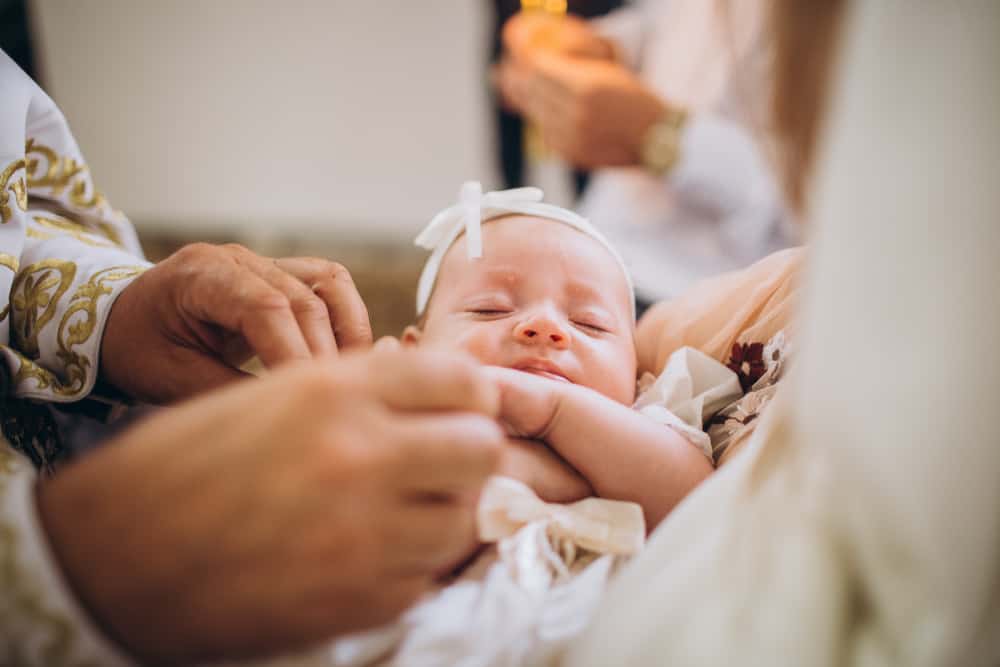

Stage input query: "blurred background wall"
[
  {"left": 15, "top": 0, "right": 617, "bottom": 336},
  {"left": 25, "top": 0, "right": 501, "bottom": 335},
  {"left": 30, "top": 0, "right": 498, "bottom": 241}
]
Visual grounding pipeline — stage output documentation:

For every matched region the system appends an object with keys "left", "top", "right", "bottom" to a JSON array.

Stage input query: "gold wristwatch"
[{"left": 638, "top": 106, "right": 689, "bottom": 176}]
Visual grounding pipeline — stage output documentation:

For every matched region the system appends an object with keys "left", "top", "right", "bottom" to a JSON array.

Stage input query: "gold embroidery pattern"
[
  {"left": 24, "top": 139, "right": 106, "bottom": 211},
  {"left": 30, "top": 216, "right": 119, "bottom": 249},
  {"left": 1, "top": 157, "right": 28, "bottom": 224},
  {"left": 0, "top": 253, "right": 18, "bottom": 272},
  {"left": 10, "top": 260, "right": 76, "bottom": 361},
  {"left": 0, "top": 446, "right": 87, "bottom": 666},
  {"left": 0, "top": 254, "right": 16, "bottom": 324},
  {"left": 13, "top": 265, "right": 144, "bottom": 396},
  {"left": 5, "top": 348, "right": 60, "bottom": 398},
  {"left": 96, "top": 222, "right": 123, "bottom": 247}
]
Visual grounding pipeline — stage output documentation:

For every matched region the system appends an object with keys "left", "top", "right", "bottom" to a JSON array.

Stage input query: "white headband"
[{"left": 414, "top": 181, "right": 635, "bottom": 320}]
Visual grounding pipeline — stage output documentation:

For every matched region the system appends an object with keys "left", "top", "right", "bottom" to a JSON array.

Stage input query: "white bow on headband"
[{"left": 414, "top": 181, "right": 635, "bottom": 319}]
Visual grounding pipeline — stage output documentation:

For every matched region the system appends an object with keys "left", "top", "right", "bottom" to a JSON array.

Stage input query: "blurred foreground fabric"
[{"left": 566, "top": 3, "right": 1000, "bottom": 665}]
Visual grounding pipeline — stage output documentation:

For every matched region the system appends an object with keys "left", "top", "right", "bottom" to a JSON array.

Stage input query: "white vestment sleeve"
[
  {"left": 0, "top": 440, "right": 134, "bottom": 665},
  {"left": 672, "top": 113, "right": 799, "bottom": 264},
  {"left": 0, "top": 50, "right": 151, "bottom": 404}
]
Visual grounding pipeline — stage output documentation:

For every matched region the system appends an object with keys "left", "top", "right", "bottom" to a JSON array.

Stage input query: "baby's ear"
[{"left": 401, "top": 325, "right": 422, "bottom": 346}]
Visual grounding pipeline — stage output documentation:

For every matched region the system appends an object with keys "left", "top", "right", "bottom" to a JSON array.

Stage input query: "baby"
[
  {"left": 252, "top": 185, "right": 742, "bottom": 667},
  {"left": 402, "top": 182, "right": 715, "bottom": 530}
]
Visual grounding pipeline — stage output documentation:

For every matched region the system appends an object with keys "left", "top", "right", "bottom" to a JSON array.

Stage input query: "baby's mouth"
[{"left": 512, "top": 360, "right": 571, "bottom": 383}]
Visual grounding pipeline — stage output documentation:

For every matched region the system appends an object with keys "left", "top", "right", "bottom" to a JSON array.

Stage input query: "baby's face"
[{"left": 412, "top": 215, "right": 637, "bottom": 404}]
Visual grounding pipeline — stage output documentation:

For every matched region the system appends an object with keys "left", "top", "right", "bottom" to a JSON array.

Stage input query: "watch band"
[{"left": 639, "top": 106, "right": 689, "bottom": 176}]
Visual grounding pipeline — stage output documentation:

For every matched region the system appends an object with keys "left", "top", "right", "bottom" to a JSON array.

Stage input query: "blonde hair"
[{"left": 768, "top": 0, "right": 848, "bottom": 212}]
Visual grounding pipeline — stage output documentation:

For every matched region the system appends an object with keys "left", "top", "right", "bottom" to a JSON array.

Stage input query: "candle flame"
[{"left": 521, "top": 0, "right": 567, "bottom": 15}]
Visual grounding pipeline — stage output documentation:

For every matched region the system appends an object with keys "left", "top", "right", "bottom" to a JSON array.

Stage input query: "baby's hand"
[{"left": 484, "top": 366, "right": 572, "bottom": 439}]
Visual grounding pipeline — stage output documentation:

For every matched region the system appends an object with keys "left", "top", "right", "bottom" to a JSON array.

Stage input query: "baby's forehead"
[
  {"left": 446, "top": 214, "right": 610, "bottom": 265},
  {"left": 437, "top": 215, "right": 631, "bottom": 303}
]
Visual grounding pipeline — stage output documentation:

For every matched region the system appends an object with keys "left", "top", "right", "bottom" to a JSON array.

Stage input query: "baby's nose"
[{"left": 514, "top": 317, "right": 569, "bottom": 348}]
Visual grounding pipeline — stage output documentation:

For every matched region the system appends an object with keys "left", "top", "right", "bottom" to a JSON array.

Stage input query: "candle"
[{"left": 519, "top": 0, "right": 567, "bottom": 161}]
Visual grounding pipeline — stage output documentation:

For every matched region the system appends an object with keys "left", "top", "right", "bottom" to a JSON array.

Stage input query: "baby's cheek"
[
  {"left": 583, "top": 345, "right": 638, "bottom": 405},
  {"left": 452, "top": 328, "right": 506, "bottom": 366}
]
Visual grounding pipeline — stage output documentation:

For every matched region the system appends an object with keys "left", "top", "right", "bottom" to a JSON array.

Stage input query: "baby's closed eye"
[
  {"left": 471, "top": 309, "right": 512, "bottom": 317},
  {"left": 570, "top": 312, "right": 615, "bottom": 334},
  {"left": 464, "top": 299, "right": 515, "bottom": 318}
]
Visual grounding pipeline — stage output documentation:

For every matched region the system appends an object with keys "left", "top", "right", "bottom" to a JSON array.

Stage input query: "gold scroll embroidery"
[
  {"left": 30, "top": 216, "right": 119, "bottom": 249},
  {"left": 0, "top": 253, "right": 18, "bottom": 272},
  {"left": 12, "top": 265, "right": 144, "bottom": 396},
  {"left": 24, "top": 139, "right": 106, "bottom": 211},
  {"left": 0, "top": 446, "right": 81, "bottom": 665},
  {"left": 10, "top": 260, "right": 76, "bottom": 360},
  {"left": 96, "top": 222, "right": 123, "bottom": 247},
  {"left": 0, "top": 254, "right": 18, "bottom": 322},
  {"left": 0, "top": 158, "right": 28, "bottom": 224}
]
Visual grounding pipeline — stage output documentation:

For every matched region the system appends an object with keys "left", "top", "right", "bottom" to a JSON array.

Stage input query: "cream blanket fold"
[{"left": 249, "top": 478, "right": 644, "bottom": 667}]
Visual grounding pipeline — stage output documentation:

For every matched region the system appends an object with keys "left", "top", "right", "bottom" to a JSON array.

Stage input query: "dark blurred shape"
[
  {"left": 0, "top": 0, "right": 36, "bottom": 81},
  {"left": 490, "top": 0, "right": 624, "bottom": 193}
]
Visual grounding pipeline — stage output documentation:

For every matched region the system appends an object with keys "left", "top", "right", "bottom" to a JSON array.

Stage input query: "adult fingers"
[
  {"left": 275, "top": 257, "right": 373, "bottom": 351},
  {"left": 482, "top": 364, "right": 548, "bottom": 406},
  {"left": 372, "top": 335, "right": 401, "bottom": 352},
  {"left": 367, "top": 349, "right": 500, "bottom": 416},
  {"left": 494, "top": 58, "right": 531, "bottom": 112},
  {"left": 177, "top": 248, "right": 312, "bottom": 366},
  {"left": 167, "top": 347, "right": 253, "bottom": 401},
  {"left": 383, "top": 413, "right": 504, "bottom": 497},
  {"left": 381, "top": 501, "right": 480, "bottom": 576},
  {"left": 501, "top": 12, "right": 543, "bottom": 59},
  {"left": 297, "top": 573, "right": 431, "bottom": 638},
  {"left": 239, "top": 254, "right": 338, "bottom": 358}
]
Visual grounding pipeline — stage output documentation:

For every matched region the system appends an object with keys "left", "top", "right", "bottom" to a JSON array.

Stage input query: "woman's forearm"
[{"left": 545, "top": 386, "right": 714, "bottom": 530}]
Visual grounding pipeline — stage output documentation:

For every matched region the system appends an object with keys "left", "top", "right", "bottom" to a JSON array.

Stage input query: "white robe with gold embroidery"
[
  {"left": 0, "top": 51, "right": 150, "bottom": 403},
  {"left": 0, "top": 49, "right": 146, "bottom": 665}
]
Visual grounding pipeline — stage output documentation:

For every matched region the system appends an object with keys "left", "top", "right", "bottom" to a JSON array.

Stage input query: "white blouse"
[{"left": 582, "top": 0, "right": 798, "bottom": 302}]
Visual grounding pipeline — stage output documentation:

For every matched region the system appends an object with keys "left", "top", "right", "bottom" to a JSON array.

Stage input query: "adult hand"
[
  {"left": 502, "top": 11, "right": 617, "bottom": 64},
  {"left": 37, "top": 347, "right": 503, "bottom": 664},
  {"left": 100, "top": 243, "right": 373, "bottom": 404},
  {"left": 497, "top": 52, "right": 668, "bottom": 169},
  {"left": 495, "top": 12, "right": 616, "bottom": 113}
]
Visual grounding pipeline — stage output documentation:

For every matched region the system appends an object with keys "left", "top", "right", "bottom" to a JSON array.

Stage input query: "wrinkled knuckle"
[
  {"left": 250, "top": 290, "right": 291, "bottom": 314},
  {"left": 326, "top": 261, "right": 354, "bottom": 284},
  {"left": 340, "top": 320, "right": 374, "bottom": 344},
  {"left": 173, "top": 241, "right": 217, "bottom": 264},
  {"left": 220, "top": 242, "right": 251, "bottom": 256},
  {"left": 291, "top": 292, "right": 329, "bottom": 319}
]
